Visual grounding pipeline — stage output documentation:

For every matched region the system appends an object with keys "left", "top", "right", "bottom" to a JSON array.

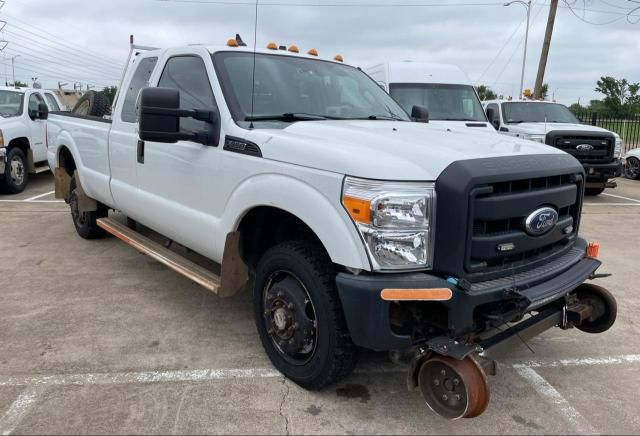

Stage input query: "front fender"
[
  {"left": 219, "top": 173, "right": 371, "bottom": 271},
  {"left": 623, "top": 147, "right": 640, "bottom": 160}
]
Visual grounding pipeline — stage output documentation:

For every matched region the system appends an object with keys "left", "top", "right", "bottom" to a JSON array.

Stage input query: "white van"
[{"left": 365, "top": 62, "right": 493, "bottom": 131}]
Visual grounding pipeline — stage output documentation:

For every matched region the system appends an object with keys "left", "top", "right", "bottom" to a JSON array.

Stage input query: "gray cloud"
[{"left": 2, "top": 0, "right": 638, "bottom": 104}]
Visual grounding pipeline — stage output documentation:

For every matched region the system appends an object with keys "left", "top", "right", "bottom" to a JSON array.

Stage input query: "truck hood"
[
  {"left": 252, "top": 120, "right": 567, "bottom": 180},
  {"left": 507, "top": 122, "right": 612, "bottom": 136}
]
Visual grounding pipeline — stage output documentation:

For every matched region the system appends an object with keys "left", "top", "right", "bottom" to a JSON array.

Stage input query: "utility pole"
[
  {"left": 11, "top": 54, "right": 19, "bottom": 85},
  {"left": 534, "top": 0, "right": 559, "bottom": 99}
]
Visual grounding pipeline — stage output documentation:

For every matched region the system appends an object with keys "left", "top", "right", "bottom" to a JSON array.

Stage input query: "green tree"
[
  {"left": 8, "top": 80, "right": 27, "bottom": 87},
  {"left": 475, "top": 85, "right": 497, "bottom": 101},
  {"left": 541, "top": 83, "right": 549, "bottom": 100},
  {"left": 595, "top": 76, "right": 640, "bottom": 116},
  {"left": 99, "top": 86, "right": 118, "bottom": 104}
]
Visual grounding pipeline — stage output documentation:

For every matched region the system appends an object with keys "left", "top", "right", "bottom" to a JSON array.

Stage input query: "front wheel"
[
  {"left": 253, "top": 241, "right": 358, "bottom": 390},
  {"left": 1, "top": 147, "right": 29, "bottom": 194},
  {"left": 69, "top": 175, "right": 107, "bottom": 239},
  {"left": 624, "top": 156, "right": 640, "bottom": 180},
  {"left": 585, "top": 187, "right": 605, "bottom": 196}
]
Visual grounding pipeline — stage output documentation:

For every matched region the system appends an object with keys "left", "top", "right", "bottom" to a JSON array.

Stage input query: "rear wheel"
[
  {"left": 69, "top": 175, "right": 107, "bottom": 239},
  {"left": 1, "top": 147, "right": 29, "bottom": 194},
  {"left": 253, "top": 240, "right": 358, "bottom": 390},
  {"left": 585, "top": 187, "right": 605, "bottom": 196},
  {"left": 624, "top": 156, "right": 640, "bottom": 180}
]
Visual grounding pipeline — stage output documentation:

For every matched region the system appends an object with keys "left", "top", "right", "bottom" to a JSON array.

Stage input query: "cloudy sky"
[{"left": 1, "top": 0, "right": 638, "bottom": 105}]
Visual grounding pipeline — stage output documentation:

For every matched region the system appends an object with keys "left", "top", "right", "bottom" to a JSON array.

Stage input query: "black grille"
[
  {"left": 466, "top": 173, "right": 583, "bottom": 279},
  {"left": 546, "top": 131, "right": 615, "bottom": 164}
]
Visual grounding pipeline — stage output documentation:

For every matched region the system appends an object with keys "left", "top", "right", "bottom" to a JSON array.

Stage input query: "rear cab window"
[{"left": 121, "top": 56, "right": 158, "bottom": 123}]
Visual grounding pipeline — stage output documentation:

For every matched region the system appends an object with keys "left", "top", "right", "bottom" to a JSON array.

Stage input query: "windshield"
[
  {"left": 389, "top": 83, "right": 486, "bottom": 122},
  {"left": 0, "top": 90, "right": 24, "bottom": 117},
  {"left": 502, "top": 102, "right": 580, "bottom": 124},
  {"left": 213, "top": 52, "right": 410, "bottom": 126}
]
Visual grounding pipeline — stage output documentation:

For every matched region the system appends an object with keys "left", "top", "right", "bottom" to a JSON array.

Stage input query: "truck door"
[
  {"left": 109, "top": 55, "right": 158, "bottom": 215},
  {"left": 27, "top": 92, "right": 47, "bottom": 163},
  {"left": 136, "top": 54, "right": 221, "bottom": 258}
]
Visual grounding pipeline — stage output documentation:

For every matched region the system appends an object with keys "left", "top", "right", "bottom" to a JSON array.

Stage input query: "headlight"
[
  {"left": 342, "top": 176, "right": 436, "bottom": 271},
  {"left": 523, "top": 134, "right": 545, "bottom": 143},
  {"left": 614, "top": 137, "right": 622, "bottom": 159}
]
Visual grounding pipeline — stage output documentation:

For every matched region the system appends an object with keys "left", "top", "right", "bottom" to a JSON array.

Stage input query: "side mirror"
[
  {"left": 37, "top": 102, "right": 49, "bottom": 120},
  {"left": 411, "top": 105, "right": 429, "bottom": 123},
  {"left": 29, "top": 103, "right": 49, "bottom": 120},
  {"left": 138, "top": 87, "right": 218, "bottom": 145},
  {"left": 486, "top": 108, "right": 499, "bottom": 129}
]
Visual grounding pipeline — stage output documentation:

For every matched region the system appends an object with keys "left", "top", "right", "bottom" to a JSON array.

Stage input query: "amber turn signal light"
[
  {"left": 586, "top": 241, "right": 600, "bottom": 258},
  {"left": 381, "top": 288, "right": 453, "bottom": 301}
]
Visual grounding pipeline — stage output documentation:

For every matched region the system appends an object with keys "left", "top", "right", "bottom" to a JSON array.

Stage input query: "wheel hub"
[
  {"left": 10, "top": 157, "right": 24, "bottom": 185},
  {"left": 263, "top": 274, "right": 317, "bottom": 365}
]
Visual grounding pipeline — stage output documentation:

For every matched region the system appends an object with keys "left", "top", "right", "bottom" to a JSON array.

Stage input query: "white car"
[
  {"left": 0, "top": 86, "right": 65, "bottom": 193},
  {"left": 366, "top": 62, "right": 494, "bottom": 132},
  {"left": 623, "top": 147, "right": 640, "bottom": 179},
  {"left": 46, "top": 39, "right": 617, "bottom": 419},
  {"left": 483, "top": 99, "right": 623, "bottom": 195}
]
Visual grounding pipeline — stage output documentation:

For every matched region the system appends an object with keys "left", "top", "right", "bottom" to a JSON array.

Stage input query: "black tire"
[
  {"left": 253, "top": 240, "right": 358, "bottom": 390},
  {"left": 69, "top": 175, "right": 107, "bottom": 239},
  {"left": 585, "top": 187, "right": 605, "bottom": 196},
  {"left": 624, "top": 156, "right": 640, "bottom": 180},
  {"left": 72, "top": 91, "right": 111, "bottom": 117},
  {"left": 1, "top": 147, "right": 29, "bottom": 194}
]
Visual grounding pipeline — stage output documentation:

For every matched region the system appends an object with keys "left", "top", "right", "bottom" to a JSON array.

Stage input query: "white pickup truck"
[
  {"left": 483, "top": 99, "right": 623, "bottom": 195},
  {"left": 47, "top": 39, "right": 617, "bottom": 419},
  {"left": 365, "top": 62, "right": 494, "bottom": 132},
  {"left": 0, "top": 86, "right": 65, "bottom": 193}
]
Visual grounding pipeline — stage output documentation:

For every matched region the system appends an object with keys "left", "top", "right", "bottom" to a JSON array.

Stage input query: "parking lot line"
[
  {"left": 601, "top": 192, "right": 640, "bottom": 203},
  {"left": 515, "top": 367, "right": 598, "bottom": 434},
  {"left": 583, "top": 203, "right": 640, "bottom": 206},
  {"left": 0, "top": 386, "right": 45, "bottom": 436},
  {"left": 22, "top": 191, "right": 55, "bottom": 202},
  {"left": 511, "top": 353, "right": 640, "bottom": 369},
  {"left": 0, "top": 200, "right": 63, "bottom": 204}
]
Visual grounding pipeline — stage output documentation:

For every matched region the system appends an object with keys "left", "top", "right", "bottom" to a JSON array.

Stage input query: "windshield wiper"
[
  {"left": 346, "top": 114, "right": 404, "bottom": 121},
  {"left": 245, "top": 112, "right": 339, "bottom": 122}
]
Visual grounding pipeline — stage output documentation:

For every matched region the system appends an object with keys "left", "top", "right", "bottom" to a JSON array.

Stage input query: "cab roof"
[{"left": 371, "top": 61, "right": 472, "bottom": 86}]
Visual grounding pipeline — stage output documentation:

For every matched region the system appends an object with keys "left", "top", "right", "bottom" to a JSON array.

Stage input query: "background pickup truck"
[
  {"left": 46, "top": 39, "right": 617, "bottom": 419},
  {"left": 0, "top": 86, "right": 65, "bottom": 194},
  {"left": 483, "top": 99, "right": 623, "bottom": 195}
]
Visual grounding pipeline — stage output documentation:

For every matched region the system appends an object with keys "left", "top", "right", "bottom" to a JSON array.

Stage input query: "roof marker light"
[
  {"left": 288, "top": 45, "right": 300, "bottom": 53},
  {"left": 266, "top": 42, "right": 278, "bottom": 50},
  {"left": 227, "top": 39, "right": 239, "bottom": 47},
  {"left": 334, "top": 54, "right": 344, "bottom": 62},
  {"left": 307, "top": 48, "right": 318, "bottom": 56}
]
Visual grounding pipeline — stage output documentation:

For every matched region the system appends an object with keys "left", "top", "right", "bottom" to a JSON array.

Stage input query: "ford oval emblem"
[
  {"left": 524, "top": 207, "right": 559, "bottom": 236},
  {"left": 576, "top": 143, "right": 594, "bottom": 152}
]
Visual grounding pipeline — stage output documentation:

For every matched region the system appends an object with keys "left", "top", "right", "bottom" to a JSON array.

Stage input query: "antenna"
[{"left": 249, "top": 0, "right": 259, "bottom": 129}]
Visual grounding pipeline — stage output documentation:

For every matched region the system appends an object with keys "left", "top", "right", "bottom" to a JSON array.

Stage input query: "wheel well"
[
  {"left": 58, "top": 146, "right": 76, "bottom": 176},
  {"left": 237, "top": 206, "right": 325, "bottom": 270},
  {"left": 8, "top": 137, "right": 29, "bottom": 155}
]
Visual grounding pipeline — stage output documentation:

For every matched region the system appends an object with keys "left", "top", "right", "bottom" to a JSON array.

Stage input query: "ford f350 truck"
[
  {"left": 483, "top": 99, "right": 623, "bottom": 196},
  {"left": 47, "top": 38, "right": 617, "bottom": 419}
]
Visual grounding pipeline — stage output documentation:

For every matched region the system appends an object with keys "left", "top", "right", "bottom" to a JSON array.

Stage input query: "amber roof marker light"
[
  {"left": 288, "top": 45, "right": 300, "bottom": 53},
  {"left": 307, "top": 48, "right": 318, "bottom": 56}
]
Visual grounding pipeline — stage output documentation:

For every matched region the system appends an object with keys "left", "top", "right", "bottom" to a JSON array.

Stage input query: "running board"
[{"left": 96, "top": 217, "right": 221, "bottom": 294}]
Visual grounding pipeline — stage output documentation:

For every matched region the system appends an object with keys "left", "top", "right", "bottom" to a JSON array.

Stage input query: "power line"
[
  {"left": 475, "top": 13, "right": 527, "bottom": 84},
  {"left": 562, "top": 0, "right": 626, "bottom": 24},
  {"left": 2, "top": 38, "right": 122, "bottom": 80},
  {"left": 0, "top": 11, "right": 125, "bottom": 65},
  {"left": 2, "top": 27, "right": 123, "bottom": 73},
  {"left": 155, "top": 0, "right": 507, "bottom": 6}
]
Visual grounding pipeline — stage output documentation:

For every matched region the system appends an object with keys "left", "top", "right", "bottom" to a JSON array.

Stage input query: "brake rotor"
[{"left": 418, "top": 355, "right": 490, "bottom": 419}]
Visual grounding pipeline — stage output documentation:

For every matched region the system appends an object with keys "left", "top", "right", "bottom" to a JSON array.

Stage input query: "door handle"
[{"left": 137, "top": 140, "right": 145, "bottom": 164}]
